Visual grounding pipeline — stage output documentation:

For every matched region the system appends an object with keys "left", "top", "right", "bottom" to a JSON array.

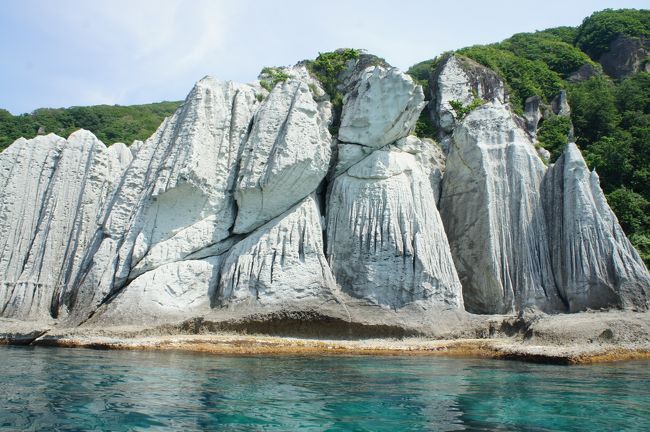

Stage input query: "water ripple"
[{"left": 0, "top": 346, "right": 649, "bottom": 431}]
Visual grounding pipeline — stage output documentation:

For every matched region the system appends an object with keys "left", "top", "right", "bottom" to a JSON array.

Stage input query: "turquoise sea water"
[{"left": 0, "top": 346, "right": 649, "bottom": 431}]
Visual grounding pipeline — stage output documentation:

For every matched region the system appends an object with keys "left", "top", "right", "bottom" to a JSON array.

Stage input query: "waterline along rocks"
[{"left": 0, "top": 51, "right": 648, "bottom": 331}]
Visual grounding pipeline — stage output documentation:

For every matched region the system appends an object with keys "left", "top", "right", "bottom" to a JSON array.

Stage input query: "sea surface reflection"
[{"left": 1, "top": 346, "right": 648, "bottom": 431}]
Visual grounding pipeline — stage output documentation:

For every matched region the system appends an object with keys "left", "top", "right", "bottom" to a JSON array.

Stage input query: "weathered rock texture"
[
  {"left": 435, "top": 55, "right": 649, "bottom": 314},
  {"left": 430, "top": 55, "right": 505, "bottom": 134},
  {"left": 234, "top": 67, "right": 333, "bottom": 233},
  {"left": 523, "top": 91, "right": 572, "bottom": 139},
  {"left": 327, "top": 140, "right": 462, "bottom": 310},
  {"left": 440, "top": 102, "right": 563, "bottom": 314},
  {"left": 339, "top": 66, "right": 425, "bottom": 147},
  {"left": 63, "top": 77, "right": 262, "bottom": 323},
  {"left": 220, "top": 196, "right": 339, "bottom": 307},
  {"left": 542, "top": 144, "right": 649, "bottom": 311},
  {"left": 0, "top": 53, "right": 648, "bottom": 332},
  {"left": 90, "top": 257, "right": 221, "bottom": 326},
  {"left": 524, "top": 96, "right": 544, "bottom": 134},
  {"left": 598, "top": 35, "right": 650, "bottom": 79},
  {"left": 0, "top": 131, "right": 123, "bottom": 320}
]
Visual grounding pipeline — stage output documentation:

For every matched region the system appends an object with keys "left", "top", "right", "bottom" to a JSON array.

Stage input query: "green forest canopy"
[{"left": 0, "top": 101, "right": 181, "bottom": 152}]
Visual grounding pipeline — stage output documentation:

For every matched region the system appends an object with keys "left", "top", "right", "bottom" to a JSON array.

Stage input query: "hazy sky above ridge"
[{"left": 1, "top": 0, "right": 647, "bottom": 114}]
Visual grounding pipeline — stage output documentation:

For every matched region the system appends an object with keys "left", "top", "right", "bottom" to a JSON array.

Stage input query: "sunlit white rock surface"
[
  {"left": 431, "top": 55, "right": 506, "bottom": 134},
  {"left": 63, "top": 77, "right": 261, "bottom": 323},
  {"left": 234, "top": 68, "right": 333, "bottom": 234},
  {"left": 219, "top": 196, "right": 339, "bottom": 307},
  {"left": 0, "top": 131, "right": 122, "bottom": 320},
  {"left": 327, "top": 143, "right": 463, "bottom": 310},
  {"left": 90, "top": 257, "right": 221, "bottom": 325},
  {"left": 338, "top": 66, "right": 425, "bottom": 147},
  {"left": 0, "top": 54, "right": 647, "bottom": 330},
  {"left": 439, "top": 102, "right": 563, "bottom": 314},
  {"left": 542, "top": 143, "right": 649, "bottom": 311},
  {"left": 107, "top": 142, "right": 133, "bottom": 170}
]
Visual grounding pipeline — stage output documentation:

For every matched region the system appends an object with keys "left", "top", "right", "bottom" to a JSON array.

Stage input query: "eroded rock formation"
[
  {"left": 440, "top": 101, "right": 563, "bottom": 314},
  {"left": 430, "top": 55, "right": 505, "bottom": 134},
  {"left": 61, "top": 78, "right": 262, "bottom": 323},
  {"left": 597, "top": 35, "right": 650, "bottom": 79},
  {"left": 220, "top": 195, "right": 338, "bottom": 307},
  {"left": 234, "top": 67, "right": 333, "bottom": 233},
  {"left": 433, "top": 55, "right": 649, "bottom": 314},
  {"left": 0, "top": 131, "right": 125, "bottom": 320},
  {"left": 542, "top": 143, "right": 649, "bottom": 311},
  {"left": 339, "top": 66, "right": 425, "bottom": 147},
  {"left": 327, "top": 141, "right": 462, "bottom": 310},
  {"left": 0, "top": 52, "right": 647, "bottom": 330}
]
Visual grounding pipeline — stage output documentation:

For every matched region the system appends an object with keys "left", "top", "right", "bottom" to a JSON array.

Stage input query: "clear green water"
[{"left": 1, "top": 346, "right": 649, "bottom": 431}]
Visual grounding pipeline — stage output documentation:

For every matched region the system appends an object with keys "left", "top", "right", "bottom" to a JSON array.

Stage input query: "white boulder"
[{"left": 338, "top": 66, "right": 425, "bottom": 147}]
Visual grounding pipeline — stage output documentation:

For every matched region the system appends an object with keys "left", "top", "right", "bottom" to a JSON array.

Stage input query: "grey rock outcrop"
[
  {"left": 234, "top": 67, "right": 333, "bottom": 233},
  {"left": 551, "top": 90, "right": 571, "bottom": 117},
  {"left": 0, "top": 131, "right": 123, "bottom": 320},
  {"left": 524, "top": 90, "right": 572, "bottom": 140},
  {"left": 338, "top": 66, "right": 425, "bottom": 147},
  {"left": 598, "top": 35, "right": 650, "bottom": 79},
  {"left": 524, "top": 96, "right": 544, "bottom": 134},
  {"left": 567, "top": 63, "right": 601, "bottom": 83},
  {"left": 325, "top": 64, "right": 462, "bottom": 311},
  {"left": 542, "top": 143, "right": 649, "bottom": 311},
  {"left": 440, "top": 101, "right": 563, "bottom": 314},
  {"left": 430, "top": 55, "right": 505, "bottom": 134},
  {"left": 63, "top": 68, "right": 338, "bottom": 325},
  {"left": 327, "top": 138, "right": 463, "bottom": 310}
]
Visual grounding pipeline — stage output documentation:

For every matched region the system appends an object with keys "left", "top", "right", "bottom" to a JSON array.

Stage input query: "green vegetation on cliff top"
[
  {"left": 575, "top": 8, "right": 650, "bottom": 58},
  {"left": 405, "top": 8, "right": 650, "bottom": 265},
  {"left": 0, "top": 101, "right": 181, "bottom": 152},
  {"left": 305, "top": 48, "right": 361, "bottom": 110}
]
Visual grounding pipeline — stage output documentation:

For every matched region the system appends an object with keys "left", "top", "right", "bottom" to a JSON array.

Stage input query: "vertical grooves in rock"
[{"left": 1, "top": 54, "right": 647, "bottom": 327}]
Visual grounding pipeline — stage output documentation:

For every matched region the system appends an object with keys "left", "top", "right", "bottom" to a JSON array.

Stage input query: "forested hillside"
[
  {"left": 408, "top": 8, "right": 650, "bottom": 265},
  {"left": 0, "top": 101, "right": 181, "bottom": 152}
]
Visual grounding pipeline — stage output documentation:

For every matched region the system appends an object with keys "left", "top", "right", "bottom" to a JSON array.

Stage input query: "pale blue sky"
[{"left": 1, "top": 0, "right": 647, "bottom": 114}]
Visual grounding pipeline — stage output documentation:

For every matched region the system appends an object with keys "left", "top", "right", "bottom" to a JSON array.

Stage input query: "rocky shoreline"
[
  {"left": 1, "top": 51, "right": 648, "bottom": 353},
  {"left": 3, "top": 310, "right": 649, "bottom": 365}
]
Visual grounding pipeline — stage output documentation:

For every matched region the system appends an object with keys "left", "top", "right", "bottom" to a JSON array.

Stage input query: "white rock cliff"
[
  {"left": 0, "top": 131, "right": 124, "bottom": 320},
  {"left": 0, "top": 53, "right": 647, "bottom": 331},
  {"left": 436, "top": 55, "right": 649, "bottom": 314}
]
